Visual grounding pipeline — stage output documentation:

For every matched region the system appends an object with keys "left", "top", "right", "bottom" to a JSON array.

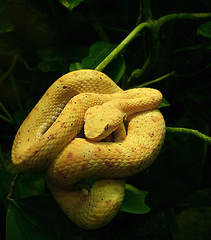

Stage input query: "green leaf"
[
  {"left": 69, "top": 62, "right": 83, "bottom": 72},
  {"left": 0, "top": 0, "right": 14, "bottom": 33},
  {"left": 13, "top": 173, "right": 45, "bottom": 199},
  {"left": 69, "top": 42, "right": 126, "bottom": 83},
  {"left": 81, "top": 41, "right": 117, "bottom": 69},
  {"left": 6, "top": 198, "right": 57, "bottom": 240},
  {"left": 6, "top": 195, "right": 83, "bottom": 240},
  {"left": 120, "top": 184, "right": 150, "bottom": 214},
  {"left": 159, "top": 97, "right": 170, "bottom": 109},
  {"left": 37, "top": 48, "right": 68, "bottom": 72},
  {"left": 197, "top": 22, "right": 211, "bottom": 38},
  {"left": 0, "top": 170, "right": 13, "bottom": 204},
  {"left": 104, "top": 55, "right": 126, "bottom": 83},
  {"left": 58, "top": 0, "right": 84, "bottom": 11}
]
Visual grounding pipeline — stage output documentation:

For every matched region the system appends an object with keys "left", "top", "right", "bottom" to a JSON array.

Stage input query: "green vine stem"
[
  {"left": 95, "top": 12, "right": 211, "bottom": 72},
  {"left": 167, "top": 127, "right": 211, "bottom": 144},
  {"left": 157, "top": 13, "right": 211, "bottom": 28},
  {"left": 0, "top": 55, "right": 17, "bottom": 85},
  {"left": 95, "top": 22, "right": 151, "bottom": 71},
  {"left": 0, "top": 101, "right": 13, "bottom": 124},
  {"left": 136, "top": 71, "right": 175, "bottom": 87},
  {"left": 96, "top": 11, "right": 211, "bottom": 145}
]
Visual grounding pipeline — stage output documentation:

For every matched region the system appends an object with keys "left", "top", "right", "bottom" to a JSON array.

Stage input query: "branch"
[
  {"left": 95, "top": 22, "right": 151, "bottom": 71},
  {"left": 95, "top": 12, "right": 211, "bottom": 72},
  {"left": 135, "top": 71, "right": 175, "bottom": 87},
  {"left": 167, "top": 127, "right": 211, "bottom": 144},
  {"left": 158, "top": 13, "right": 211, "bottom": 28},
  {"left": 0, "top": 55, "right": 17, "bottom": 85},
  {"left": 0, "top": 101, "right": 13, "bottom": 124}
]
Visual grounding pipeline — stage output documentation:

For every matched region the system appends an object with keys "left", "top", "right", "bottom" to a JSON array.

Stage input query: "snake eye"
[{"left": 104, "top": 124, "right": 109, "bottom": 131}]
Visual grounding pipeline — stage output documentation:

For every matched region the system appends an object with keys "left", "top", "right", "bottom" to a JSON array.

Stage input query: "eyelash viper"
[{"left": 11, "top": 69, "right": 165, "bottom": 229}]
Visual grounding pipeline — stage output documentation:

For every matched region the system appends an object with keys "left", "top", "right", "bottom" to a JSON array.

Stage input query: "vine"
[{"left": 95, "top": 11, "right": 211, "bottom": 145}]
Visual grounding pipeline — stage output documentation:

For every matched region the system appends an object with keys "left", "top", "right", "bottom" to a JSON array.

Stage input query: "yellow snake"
[{"left": 11, "top": 69, "right": 165, "bottom": 229}]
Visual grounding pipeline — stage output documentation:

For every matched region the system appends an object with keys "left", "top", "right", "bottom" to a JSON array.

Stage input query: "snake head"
[{"left": 84, "top": 104, "right": 125, "bottom": 141}]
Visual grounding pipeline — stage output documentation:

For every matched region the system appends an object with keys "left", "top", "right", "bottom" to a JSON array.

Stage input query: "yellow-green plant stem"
[
  {"left": 95, "top": 12, "right": 211, "bottom": 72},
  {"left": 0, "top": 101, "right": 13, "bottom": 124},
  {"left": 136, "top": 71, "right": 175, "bottom": 88},
  {"left": 158, "top": 13, "right": 211, "bottom": 28},
  {"left": 0, "top": 55, "right": 17, "bottom": 85},
  {"left": 95, "top": 22, "right": 151, "bottom": 71},
  {"left": 167, "top": 127, "right": 211, "bottom": 144}
]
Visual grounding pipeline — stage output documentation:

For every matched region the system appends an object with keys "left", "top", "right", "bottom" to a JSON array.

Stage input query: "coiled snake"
[{"left": 11, "top": 69, "right": 165, "bottom": 229}]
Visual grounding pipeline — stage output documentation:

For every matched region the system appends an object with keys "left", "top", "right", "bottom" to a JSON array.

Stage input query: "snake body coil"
[{"left": 11, "top": 69, "right": 165, "bottom": 229}]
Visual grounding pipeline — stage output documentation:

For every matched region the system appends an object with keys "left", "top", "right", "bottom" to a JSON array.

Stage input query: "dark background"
[{"left": 0, "top": 0, "right": 211, "bottom": 239}]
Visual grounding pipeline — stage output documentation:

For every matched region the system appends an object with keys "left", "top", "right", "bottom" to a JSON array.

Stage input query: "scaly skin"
[{"left": 11, "top": 69, "right": 165, "bottom": 229}]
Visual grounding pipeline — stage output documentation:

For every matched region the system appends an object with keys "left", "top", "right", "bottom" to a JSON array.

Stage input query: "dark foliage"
[{"left": 0, "top": 0, "right": 211, "bottom": 239}]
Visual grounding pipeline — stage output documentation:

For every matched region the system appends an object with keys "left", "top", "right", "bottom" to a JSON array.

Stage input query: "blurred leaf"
[
  {"left": 38, "top": 46, "right": 88, "bottom": 73},
  {"left": 6, "top": 195, "right": 83, "bottom": 240},
  {"left": 58, "top": 0, "right": 84, "bottom": 11},
  {"left": 159, "top": 97, "right": 170, "bottom": 109},
  {"left": 6, "top": 195, "right": 84, "bottom": 240},
  {"left": 13, "top": 173, "right": 45, "bottom": 199},
  {"left": 69, "top": 62, "right": 83, "bottom": 71},
  {"left": 38, "top": 48, "right": 69, "bottom": 73},
  {"left": 6, "top": 198, "right": 57, "bottom": 240},
  {"left": 105, "top": 55, "right": 126, "bottom": 83},
  {"left": 0, "top": 0, "right": 14, "bottom": 33},
  {"left": 69, "top": 42, "right": 126, "bottom": 83},
  {"left": 0, "top": 170, "right": 13, "bottom": 205},
  {"left": 81, "top": 41, "right": 117, "bottom": 69},
  {"left": 197, "top": 21, "right": 211, "bottom": 38},
  {"left": 176, "top": 188, "right": 211, "bottom": 208},
  {"left": 120, "top": 184, "right": 150, "bottom": 214}
]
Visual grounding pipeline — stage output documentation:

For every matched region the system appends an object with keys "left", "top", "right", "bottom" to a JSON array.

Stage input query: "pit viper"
[{"left": 11, "top": 69, "right": 165, "bottom": 229}]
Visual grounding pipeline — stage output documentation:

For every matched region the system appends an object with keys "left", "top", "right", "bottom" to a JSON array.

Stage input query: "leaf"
[
  {"left": 159, "top": 97, "right": 170, "bottom": 109},
  {"left": 81, "top": 41, "right": 117, "bottom": 69},
  {"left": 197, "top": 21, "right": 211, "bottom": 38},
  {"left": 69, "top": 62, "right": 83, "bottom": 72},
  {"left": 69, "top": 41, "right": 126, "bottom": 82},
  {"left": 58, "top": 0, "right": 84, "bottom": 11},
  {"left": 104, "top": 55, "right": 126, "bottom": 83},
  {"left": 38, "top": 46, "right": 88, "bottom": 73},
  {"left": 0, "top": 0, "right": 14, "bottom": 33},
  {"left": 6, "top": 198, "right": 57, "bottom": 240},
  {"left": 120, "top": 184, "right": 150, "bottom": 214},
  {"left": 13, "top": 173, "right": 45, "bottom": 199},
  {"left": 6, "top": 195, "right": 84, "bottom": 240},
  {"left": 0, "top": 170, "right": 13, "bottom": 204},
  {"left": 37, "top": 48, "right": 68, "bottom": 72}
]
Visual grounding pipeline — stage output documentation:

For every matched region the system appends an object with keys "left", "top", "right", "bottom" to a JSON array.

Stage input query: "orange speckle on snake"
[
  {"left": 148, "top": 132, "right": 155, "bottom": 137},
  {"left": 152, "top": 116, "right": 160, "bottom": 122},
  {"left": 67, "top": 152, "right": 73, "bottom": 159},
  {"left": 115, "top": 148, "right": 122, "bottom": 154},
  {"left": 47, "top": 134, "right": 55, "bottom": 141}
]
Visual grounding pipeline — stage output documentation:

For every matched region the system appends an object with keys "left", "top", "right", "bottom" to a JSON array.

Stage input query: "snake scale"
[{"left": 11, "top": 69, "right": 165, "bottom": 229}]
